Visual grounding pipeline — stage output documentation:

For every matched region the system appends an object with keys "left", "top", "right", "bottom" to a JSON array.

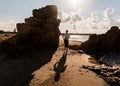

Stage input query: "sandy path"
[{"left": 29, "top": 41, "right": 109, "bottom": 86}]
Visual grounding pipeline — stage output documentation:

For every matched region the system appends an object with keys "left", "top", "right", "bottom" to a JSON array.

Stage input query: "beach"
[
  {"left": 0, "top": 2, "right": 120, "bottom": 86},
  {"left": 0, "top": 35, "right": 110, "bottom": 86},
  {"left": 29, "top": 40, "right": 109, "bottom": 86}
]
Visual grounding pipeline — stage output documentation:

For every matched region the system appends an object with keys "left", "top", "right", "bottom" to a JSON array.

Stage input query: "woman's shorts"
[{"left": 64, "top": 39, "right": 69, "bottom": 48}]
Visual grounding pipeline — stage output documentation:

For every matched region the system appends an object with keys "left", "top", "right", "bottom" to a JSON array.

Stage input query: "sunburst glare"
[{"left": 68, "top": 0, "right": 91, "bottom": 10}]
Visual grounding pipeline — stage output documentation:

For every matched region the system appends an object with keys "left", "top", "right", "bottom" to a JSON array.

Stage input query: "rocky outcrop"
[
  {"left": 80, "top": 26, "right": 120, "bottom": 85},
  {"left": 80, "top": 26, "right": 120, "bottom": 55},
  {"left": 16, "top": 5, "right": 61, "bottom": 47},
  {"left": 82, "top": 65, "right": 120, "bottom": 86}
]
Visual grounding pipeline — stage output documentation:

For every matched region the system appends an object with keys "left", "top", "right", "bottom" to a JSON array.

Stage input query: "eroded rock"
[
  {"left": 14, "top": 5, "right": 61, "bottom": 48},
  {"left": 80, "top": 26, "right": 120, "bottom": 55},
  {"left": 82, "top": 65, "right": 120, "bottom": 86}
]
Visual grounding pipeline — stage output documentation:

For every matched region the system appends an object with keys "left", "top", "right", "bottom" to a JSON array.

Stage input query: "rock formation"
[
  {"left": 16, "top": 5, "right": 61, "bottom": 47},
  {"left": 82, "top": 65, "right": 120, "bottom": 86},
  {"left": 80, "top": 26, "right": 120, "bottom": 55}
]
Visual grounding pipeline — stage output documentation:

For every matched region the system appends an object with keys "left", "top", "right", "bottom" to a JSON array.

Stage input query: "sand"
[
  {"left": 0, "top": 34, "right": 110, "bottom": 86},
  {"left": 29, "top": 40, "right": 110, "bottom": 86}
]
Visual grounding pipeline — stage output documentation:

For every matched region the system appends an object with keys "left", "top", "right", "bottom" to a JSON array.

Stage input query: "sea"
[
  {"left": 100, "top": 53, "right": 120, "bottom": 69},
  {"left": 60, "top": 35, "right": 89, "bottom": 42},
  {"left": 60, "top": 35, "right": 120, "bottom": 68}
]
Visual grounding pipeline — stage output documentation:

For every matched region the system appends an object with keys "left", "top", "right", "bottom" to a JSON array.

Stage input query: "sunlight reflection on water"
[{"left": 60, "top": 35, "right": 89, "bottom": 42}]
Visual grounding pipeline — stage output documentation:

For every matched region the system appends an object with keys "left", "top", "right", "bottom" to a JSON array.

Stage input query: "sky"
[{"left": 0, "top": 0, "right": 120, "bottom": 33}]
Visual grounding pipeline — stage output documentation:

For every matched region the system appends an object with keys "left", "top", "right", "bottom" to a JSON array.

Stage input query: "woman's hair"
[{"left": 66, "top": 30, "right": 68, "bottom": 32}]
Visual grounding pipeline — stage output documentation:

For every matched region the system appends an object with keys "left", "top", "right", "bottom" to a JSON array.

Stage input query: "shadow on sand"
[
  {"left": 54, "top": 51, "right": 67, "bottom": 82},
  {"left": 69, "top": 45, "right": 80, "bottom": 50},
  {"left": 0, "top": 41, "right": 57, "bottom": 86}
]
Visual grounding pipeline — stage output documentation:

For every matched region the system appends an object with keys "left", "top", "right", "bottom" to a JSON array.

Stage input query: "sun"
[
  {"left": 69, "top": 0, "right": 90, "bottom": 9},
  {"left": 64, "top": 0, "right": 92, "bottom": 10},
  {"left": 73, "top": 0, "right": 83, "bottom": 5},
  {"left": 70, "top": 0, "right": 85, "bottom": 7}
]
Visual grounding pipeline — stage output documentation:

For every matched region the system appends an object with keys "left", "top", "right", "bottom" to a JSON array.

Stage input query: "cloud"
[
  {"left": 58, "top": 10, "right": 83, "bottom": 23},
  {"left": 86, "top": 13, "right": 99, "bottom": 29},
  {"left": 59, "top": 8, "right": 120, "bottom": 34},
  {"left": 0, "top": 20, "right": 19, "bottom": 31},
  {"left": 103, "top": 8, "right": 120, "bottom": 27},
  {"left": 58, "top": 10, "right": 70, "bottom": 23},
  {"left": 104, "top": 8, "right": 114, "bottom": 18},
  {"left": 62, "top": 16, "right": 71, "bottom": 23}
]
